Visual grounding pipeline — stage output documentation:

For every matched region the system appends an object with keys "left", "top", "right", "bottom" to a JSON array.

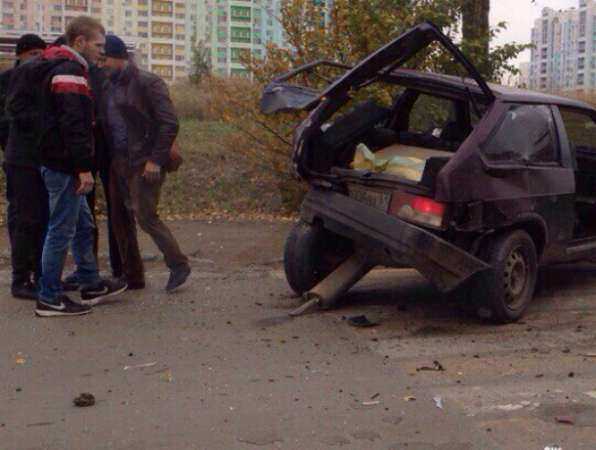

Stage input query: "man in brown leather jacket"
[{"left": 101, "top": 35, "right": 190, "bottom": 292}]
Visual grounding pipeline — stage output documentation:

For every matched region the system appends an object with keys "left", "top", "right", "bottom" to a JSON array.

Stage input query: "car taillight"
[{"left": 389, "top": 192, "right": 446, "bottom": 229}]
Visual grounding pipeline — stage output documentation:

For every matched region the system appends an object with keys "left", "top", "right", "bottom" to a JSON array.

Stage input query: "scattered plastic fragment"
[
  {"left": 416, "top": 360, "right": 445, "bottom": 372},
  {"left": 555, "top": 416, "right": 574, "bottom": 425},
  {"left": 584, "top": 391, "right": 596, "bottom": 399},
  {"left": 433, "top": 396, "right": 444, "bottom": 410},
  {"left": 161, "top": 369, "right": 174, "bottom": 383},
  {"left": 544, "top": 446, "right": 562, "bottom": 450},
  {"left": 362, "top": 401, "right": 380, "bottom": 406},
  {"left": 403, "top": 396, "right": 416, "bottom": 402},
  {"left": 73, "top": 393, "right": 95, "bottom": 407},
  {"left": 347, "top": 315, "right": 379, "bottom": 328},
  {"left": 123, "top": 362, "right": 157, "bottom": 371},
  {"left": 370, "top": 393, "right": 380, "bottom": 400}
]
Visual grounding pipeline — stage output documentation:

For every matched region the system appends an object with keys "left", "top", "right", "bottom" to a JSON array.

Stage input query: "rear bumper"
[{"left": 300, "top": 189, "right": 489, "bottom": 292}]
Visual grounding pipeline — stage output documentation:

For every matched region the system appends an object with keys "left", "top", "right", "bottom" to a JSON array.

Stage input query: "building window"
[
  {"left": 231, "top": 27, "right": 251, "bottom": 43},
  {"left": 579, "top": 41, "right": 586, "bottom": 53}
]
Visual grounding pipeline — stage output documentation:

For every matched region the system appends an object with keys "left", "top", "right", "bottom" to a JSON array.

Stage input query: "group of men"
[{"left": 0, "top": 16, "right": 191, "bottom": 317}]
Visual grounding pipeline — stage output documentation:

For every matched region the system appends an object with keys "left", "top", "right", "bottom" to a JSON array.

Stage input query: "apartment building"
[
  {"left": 529, "top": 0, "right": 596, "bottom": 93},
  {"left": 1, "top": 0, "right": 331, "bottom": 80},
  {"left": 0, "top": 0, "right": 197, "bottom": 82},
  {"left": 197, "top": 0, "right": 283, "bottom": 77}
]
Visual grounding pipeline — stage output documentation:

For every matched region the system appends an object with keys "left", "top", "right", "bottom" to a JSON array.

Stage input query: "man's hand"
[
  {"left": 143, "top": 161, "right": 161, "bottom": 184},
  {"left": 76, "top": 171, "right": 94, "bottom": 195}
]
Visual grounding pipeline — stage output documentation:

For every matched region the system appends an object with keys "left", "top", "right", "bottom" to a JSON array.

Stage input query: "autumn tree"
[{"left": 205, "top": 0, "right": 529, "bottom": 210}]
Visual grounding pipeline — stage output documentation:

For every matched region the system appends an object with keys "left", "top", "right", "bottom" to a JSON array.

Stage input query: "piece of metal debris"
[
  {"left": 362, "top": 400, "right": 380, "bottom": 406},
  {"left": 347, "top": 315, "right": 379, "bottom": 328},
  {"left": 123, "top": 361, "right": 158, "bottom": 371},
  {"left": 73, "top": 393, "right": 95, "bottom": 407},
  {"left": 433, "top": 396, "right": 444, "bottom": 410},
  {"left": 416, "top": 360, "right": 445, "bottom": 372},
  {"left": 403, "top": 396, "right": 416, "bottom": 402},
  {"left": 555, "top": 416, "right": 574, "bottom": 425}
]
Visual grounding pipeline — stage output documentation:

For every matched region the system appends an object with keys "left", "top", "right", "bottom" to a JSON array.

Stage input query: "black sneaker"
[
  {"left": 61, "top": 274, "right": 81, "bottom": 292},
  {"left": 165, "top": 264, "right": 191, "bottom": 293},
  {"left": 80, "top": 278, "right": 128, "bottom": 306},
  {"left": 11, "top": 281, "right": 38, "bottom": 301},
  {"left": 35, "top": 295, "right": 92, "bottom": 317}
]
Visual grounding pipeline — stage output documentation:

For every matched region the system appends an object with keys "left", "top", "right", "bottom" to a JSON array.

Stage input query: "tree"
[
  {"left": 189, "top": 38, "right": 211, "bottom": 85},
  {"left": 461, "top": 0, "right": 490, "bottom": 72},
  {"left": 206, "top": 0, "right": 531, "bottom": 210}
]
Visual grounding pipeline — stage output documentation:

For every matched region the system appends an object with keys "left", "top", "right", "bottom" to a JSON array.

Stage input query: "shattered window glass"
[
  {"left": 560, "top": 108, "right": 596, "bottom": 153},
  {"left": 482, "top": 105, "right": 559, "bottom": 164}
]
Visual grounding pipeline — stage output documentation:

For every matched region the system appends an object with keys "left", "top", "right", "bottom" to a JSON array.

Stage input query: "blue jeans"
[{"left": 39, "top": 167, "right": 101, "bottom": 303}]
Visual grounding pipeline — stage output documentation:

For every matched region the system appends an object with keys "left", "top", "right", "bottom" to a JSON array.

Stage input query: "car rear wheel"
[
  {"left": 284, "top": 221, "right": 352, "bottom": 296},
  {"left": 471, "top": 230, "right": 538, "bottom": 323}
]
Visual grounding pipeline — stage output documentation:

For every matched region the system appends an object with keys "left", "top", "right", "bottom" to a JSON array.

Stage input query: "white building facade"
[{"left": 529, "top": 0, "right": 596, "bottom": 93}]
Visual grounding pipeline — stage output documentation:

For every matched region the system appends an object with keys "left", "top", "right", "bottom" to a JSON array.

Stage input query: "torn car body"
[{"left": 263, "top": 22, "right": 596, "bottom": 322}]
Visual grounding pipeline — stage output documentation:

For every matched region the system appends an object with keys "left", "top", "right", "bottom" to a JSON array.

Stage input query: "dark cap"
[
  {"left": 53, "top": 35, "right": 67, "bottom": 46},
  {"left": 105, "top": 35, "right": 128, "bottom": 60},
  {"left": 15, "top": 34, "right": 46, "bottom": 56}
]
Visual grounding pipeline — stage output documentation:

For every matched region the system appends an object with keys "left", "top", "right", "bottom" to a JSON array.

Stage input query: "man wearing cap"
[
  {"left": 101, "top": 35, "right": 191, "bottom": 293},
  {"left": 0, "top": 34, "right": 48, "bottom": 300}
]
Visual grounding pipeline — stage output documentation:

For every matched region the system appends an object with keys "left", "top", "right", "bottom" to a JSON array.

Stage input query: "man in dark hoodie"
[
  {"left": 32, "top": 17, "right": 127, "bottom": 317},
  {"left": 0, "top": 34, "right": 48, "bottom": 300}
]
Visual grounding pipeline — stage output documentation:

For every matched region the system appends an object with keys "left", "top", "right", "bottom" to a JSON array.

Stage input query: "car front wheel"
[{"left": 472, "top": 230, "right": 538, "bottom": 323}]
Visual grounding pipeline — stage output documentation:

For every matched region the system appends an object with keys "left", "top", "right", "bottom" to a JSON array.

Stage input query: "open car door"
[{"left": 260, "top": 21, "right": 494, "bottom": 115}]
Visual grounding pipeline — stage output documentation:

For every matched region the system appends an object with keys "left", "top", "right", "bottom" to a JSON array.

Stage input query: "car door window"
[
  {"left": 482, "top": 105, "right": 559, "bottom": 165},
  {"left": 559, "top": 108, "right": 596, "bottom": 153},
  {"left": 408, "top": 94, "right": 455, "bottom": 137}
]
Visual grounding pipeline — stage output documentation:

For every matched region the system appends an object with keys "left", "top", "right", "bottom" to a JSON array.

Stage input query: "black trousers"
[
  {"left": 86, "top": 167, "right": 123, "bottom": 278},
  {"left": 3, "top": 163, "right": 49, "bottom": 286}
]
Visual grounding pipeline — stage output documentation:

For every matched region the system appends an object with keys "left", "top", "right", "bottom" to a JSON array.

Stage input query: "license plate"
[{"left": 349, "top": 185, "right": 391, "bottom": 212}]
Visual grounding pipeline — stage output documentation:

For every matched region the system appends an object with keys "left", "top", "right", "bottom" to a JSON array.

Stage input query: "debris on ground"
[
  {"left": 15, "top": 354, "right": 26, "bottom": 365},
  {"left": 544, "top": 446, "right": 562, "bottom": 450},
  {"left": 161, "top": 369, "right": 174, "bottom": 383},
  {"left": 361, "top": 400, "right": 380, "bottom": 406},
  {"left": 73, "top": 393, "right": 95, "bottom": 407},
  {"left": 585, "top": 391, "right": 596, "bottom": 399},
  {"left": 404, "top": 396, "right": 416, "bottom": 402},
  {"left": 555, "top": 416, "right": 574, "bottom": 425},
  {"left": 580, "top": 353, "right": 596, "bottom": 358},
  {"left": 433, "top": 396, "right": 444, "bottom": 410},
  {"left": 416, "top": 360, "right": 445, "bottom": 372},
  {"left": 123, "top": 361, "right": 158, "bottom": 371},
  {"left": 370, "top": 393, "right": 380, "bottom": 400},
  {"left": 347, "top": 315, "right": 379, "bottom": 328}
]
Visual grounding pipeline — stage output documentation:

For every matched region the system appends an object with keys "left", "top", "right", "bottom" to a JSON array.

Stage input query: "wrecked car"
[{"left": 261, "top": 21, "right": 596, "bottom": 323}]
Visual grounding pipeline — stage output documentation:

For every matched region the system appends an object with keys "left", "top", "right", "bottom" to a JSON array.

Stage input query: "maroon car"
[{"left": 262, "top": 22, "right": 596, "bottom": 323}]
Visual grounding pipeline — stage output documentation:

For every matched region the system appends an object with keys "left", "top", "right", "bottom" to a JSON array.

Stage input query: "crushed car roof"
[{"left": 390, "top": 69, "right": 596, "bottom": 112}]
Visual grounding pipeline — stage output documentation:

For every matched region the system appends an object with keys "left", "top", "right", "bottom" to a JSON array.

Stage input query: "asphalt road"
[{"left": 1, "top": 221, "right": 595, "bottom": 450}]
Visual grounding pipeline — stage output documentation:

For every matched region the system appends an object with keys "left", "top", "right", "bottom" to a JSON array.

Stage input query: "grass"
[{"left": 0, "top": 119, "right": 291, "bottom": 224}]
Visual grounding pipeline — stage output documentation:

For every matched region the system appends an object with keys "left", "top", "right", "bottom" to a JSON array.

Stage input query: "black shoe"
[
  {"left": 80, "top": 278, "right": 128, "bottom": 306},
  {"left": 35, "top": 295, "right": 92, "bottom": 317},
  {"left": 61, "top": 274, "right": 81, "bottom": 292},
  {"left": 11, "top": 281, "right": 38, "bottom": 301},
  {"left": 166, "top": 265, "right": 191, "bottom": 293}
]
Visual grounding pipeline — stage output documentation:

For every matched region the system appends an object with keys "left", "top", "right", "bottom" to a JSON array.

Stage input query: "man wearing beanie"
[
  {"left": 101, "top": 34, "right": 191, "bottom": 293},
  {"left": 0, "top": 34, "right": 47, "bottom": 300}
]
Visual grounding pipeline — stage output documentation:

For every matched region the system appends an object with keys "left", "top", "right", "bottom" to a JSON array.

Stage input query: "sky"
[{"left": 490, "top": 0, "right": 579, "bottom": 66}]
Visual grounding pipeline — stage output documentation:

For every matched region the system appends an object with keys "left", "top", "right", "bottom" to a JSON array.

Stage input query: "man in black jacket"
[
  {"left": 30, "top": 17, "right": 126, "bottom": 317},
  {"left": 1, "top": 34, "right": 47, "bottom": 300},
  {"left": 102, "top": 35, "right": 190, "bottom": 293}
]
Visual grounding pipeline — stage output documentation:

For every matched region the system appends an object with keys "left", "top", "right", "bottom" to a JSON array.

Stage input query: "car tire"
[
  {"left": 284, "top": 221, "right": 351, "bottom": 296},
  {"left": 471, "top": 230, "right": 538, "bottom": 324}
]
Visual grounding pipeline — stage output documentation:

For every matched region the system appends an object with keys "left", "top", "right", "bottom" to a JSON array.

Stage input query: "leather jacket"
[{"left": 102, "top": 63, "right": 178, "bottom": 168}]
